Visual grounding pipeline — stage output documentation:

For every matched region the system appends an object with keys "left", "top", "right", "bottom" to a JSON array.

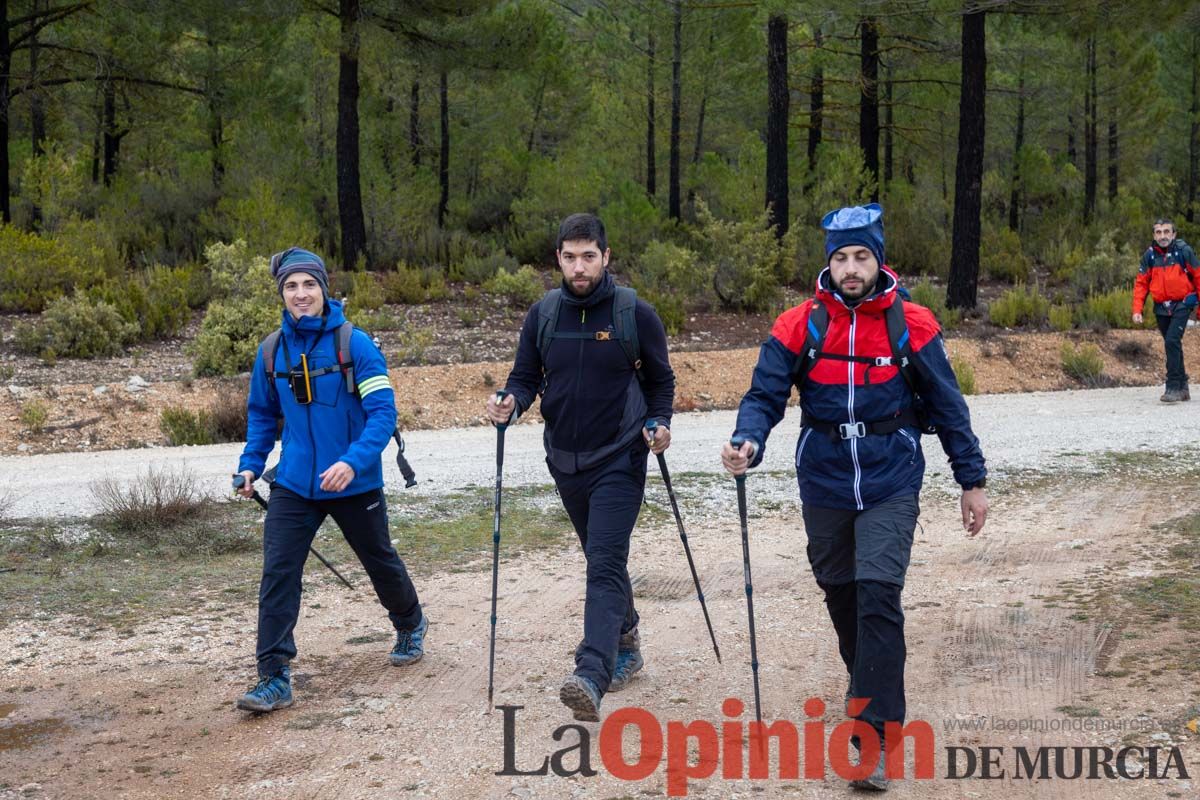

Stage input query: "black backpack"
[
  {"left": 791, "top": 297, "right": 936, "bottom": 434},
  {"left": 534, "top": 286, "right": 643, "bottom": 381}
]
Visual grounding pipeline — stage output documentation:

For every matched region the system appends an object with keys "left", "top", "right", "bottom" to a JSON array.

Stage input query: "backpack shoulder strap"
[
  {"left": 536, "top": 289, "right": 563, "bottom": 367},
  {"left": 611, "top": 286, "right": 643, "bottom": 380},
  {"left": 335, "top": 321, "right": 357, "bottom": 395},
  {"left": 261, "top": 329, "right": 283, "bottom": 376},
  {"left": 791, "top": 298, "right": 829, "bottom": 385},
  {"left": 884, "top": 298, "right": 920, "bottom": 398}
]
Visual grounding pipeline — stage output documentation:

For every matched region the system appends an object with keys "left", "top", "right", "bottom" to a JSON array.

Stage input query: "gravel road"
[{"left": 2, "top": 385, "right": 1196, "bottom": 520}]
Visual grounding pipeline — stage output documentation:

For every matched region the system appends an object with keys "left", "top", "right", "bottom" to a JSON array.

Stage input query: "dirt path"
[{"left": 1, "top": 469, "right": 1196, "bottom": 798}]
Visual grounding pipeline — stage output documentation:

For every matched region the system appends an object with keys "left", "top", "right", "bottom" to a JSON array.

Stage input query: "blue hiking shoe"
[
  {"left": 236, "top": 667, "right": 293, "bottom": 713},
  {"left": 608, "top": 628, "right": 644, "bottom": 692},
  {"left": 389, "top": 613, "right": 428, "bottom": 666},
  {"left": 560, "top": 674, "right": 602, "bottom": 722}
]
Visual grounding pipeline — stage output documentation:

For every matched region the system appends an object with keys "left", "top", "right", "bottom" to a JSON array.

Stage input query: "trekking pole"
[
  {"left": 231, "top": 474, "right": 355, "bottom": 591},
  {"left": 645, "top": 419, "right": 721, "bottom": 663},
  {"left": 730, "top": 436, "right": 764, "bottom": 730},
  {"left": 487, "top": 389, "right": 510, "bottom": 709}
]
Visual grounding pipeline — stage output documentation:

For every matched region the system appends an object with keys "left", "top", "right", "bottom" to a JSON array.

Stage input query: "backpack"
[
  {"left": 534, "top": 286, "right": 643, "bottom": 381},
  {"left": 790, "top": 296, "right": 936, "bottom": 434},
  {"left": 260, "top": 321, "right": 357, "bottom": 401}
]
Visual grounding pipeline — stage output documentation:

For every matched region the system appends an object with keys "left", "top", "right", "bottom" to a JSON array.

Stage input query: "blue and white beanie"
[{"left": 821, "top": 203, "right": 885, "bottom": 266}]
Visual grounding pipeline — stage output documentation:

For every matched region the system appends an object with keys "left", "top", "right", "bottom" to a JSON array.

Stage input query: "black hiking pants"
[
  {"left": 1156, "top": 302, "right": 1192, "bottom": 391},
  {"left": 256, "top": 484, "right": 422, "bottom": 678}
]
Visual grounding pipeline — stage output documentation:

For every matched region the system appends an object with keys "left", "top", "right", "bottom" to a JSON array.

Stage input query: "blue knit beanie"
[
  {"left": 821, "top": 203, "right": 885, "bottom": 266},
  {"left": 270, "top": 247, "right": 329, "bottom": 298}
]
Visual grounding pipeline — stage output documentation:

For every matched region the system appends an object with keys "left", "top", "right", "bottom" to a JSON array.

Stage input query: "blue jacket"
[
  {"left": 239, "top": 298, "right": 397, "bottom": 500},
  {"left": 734, "top": 267, "right": 986, "bottom": 510}
]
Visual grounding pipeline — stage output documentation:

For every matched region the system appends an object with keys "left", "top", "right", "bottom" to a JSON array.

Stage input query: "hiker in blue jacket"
[
  {"left": 485, "top": 213, "right": 676, "bottom": 722},
  {"left": 721, "top": 204, "right": 987, "bottom": 791},
  {"left": 233, "top": 247, "right": 426, "bottom": 713}
]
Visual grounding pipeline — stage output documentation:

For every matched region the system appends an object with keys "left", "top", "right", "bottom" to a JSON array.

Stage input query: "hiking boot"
[
  {"left": 389, "top": 612, "right": 428, "bottom": 666},
  {"left": 1161, "top": 389, "right": 1185, "bottom": 403},
  {"left": 1181, "top": 386, "right": 1191, "bottom": 401},
  {"left": 236, "top": 667, "right": 293, "bottom": 713},
  {"left": 560, "top": 674, "right": 602, "bottom": 722},
  {"left": 608, "top": 628, "right": 644, "bottom": 692},
  {"left": 850, "top": 755, "right": 889, "bottom": 791}
]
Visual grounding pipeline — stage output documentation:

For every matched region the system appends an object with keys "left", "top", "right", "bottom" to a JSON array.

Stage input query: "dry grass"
[{"left": 90, "top": 465, "right": 210, "bottom": 538}]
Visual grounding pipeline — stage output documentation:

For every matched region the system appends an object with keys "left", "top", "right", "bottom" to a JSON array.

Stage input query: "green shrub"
[
  {"left": 398, "top": 227, "right": 483, "bottom": 269},
  {"left": 422, "top": 268, "right": 449, "bottom": 302},
  {"left": 160, "top": 406, "right": 215, "bottom": 446},
  {"left": 19, "top": 399, "right": 49, "bottom": 433},
  {"left": 87, "top": 264, "right": 191, "bottom": 341},
  {"left": 694, "top": 200, "right": 788, "bottom": 312},
  {"left": 339, "top": 271, "right": 384, "bottom": 311},
  {"left": 640, "top": 289, "right": 686, "bottom": 335},
  {"left": 15, "top": 292, "right": 138, "bottom": 359},
  {"left": 1060, "top": 342, "right": 1104, "bottom": 382},
  {"left": 484, "top": 265, "right": 545, "bottom": 307},
  {"left": 456, "top": 251, "right": 517, "bottom": 284},
  {"left": 982, "top": 225, "right": 1030, "bottom": 283},
  {"left": 1075, "top": 288, "right": 1142, "bottom": 331},
  {"left": 987, "top": 284, "right": 1049, "bottom": 328},
  {"left": 951, "top": 356, "right": 976, "bottom": 396},
  {"left": 906, "top": 280, "right": 962, "bottom": 329},
  {"left": 1046, "top": 236, "right": 1087, "bottom": 284},
  {"left": 381, "top": 265, "right": 427, "bottom": 304},
  {"left": 0, "top": 225, "right": 106, "bottom": 312},
  {"left": 190, "top": 242, "right": 279, "bottom": 376},
  {"left": 632, "top": 240, "right": 711, "bottom": 306},
  {"left": 1048, "top": 304, "right": 1074, "bottom": 332},
  {"left": 395, "top": 325, "right": 435, "bottom": 364},
  {"left": 1071, "top": 229, "right": 1134, "bottom": 298}
]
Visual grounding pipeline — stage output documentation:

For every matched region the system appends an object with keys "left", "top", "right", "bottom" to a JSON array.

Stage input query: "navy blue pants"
[
  {"left": 256, "top": 484, "right": 422, "bottom": 678},
  {"left": 550, "top": 442, "right": 647, "bottom": 694},
  {"left": 801, "top": 493, "right": 919, "bottom": 742},
  {"left": 1156, "top": 303, "right": 1192, "bottom": 391}
]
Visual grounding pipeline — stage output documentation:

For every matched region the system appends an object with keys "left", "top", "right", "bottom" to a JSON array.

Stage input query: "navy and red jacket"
[
  {"left": 734, "top": 267, "right": 986, "bottom": 511},
  {"left": 1133, "top": 238, "right": 1199, "bottom": 314}
]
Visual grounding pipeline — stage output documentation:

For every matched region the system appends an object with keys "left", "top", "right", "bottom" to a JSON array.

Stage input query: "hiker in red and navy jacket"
[
  {"left": 721, "top": 203, "right": 987, "bottom": 791},
  {"left": 1132, "top": 217, "right": 1199, "bottom": 403}
]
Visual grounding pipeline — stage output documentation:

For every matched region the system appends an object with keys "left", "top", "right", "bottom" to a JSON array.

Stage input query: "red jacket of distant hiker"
[
  {"left": 1133, "top": 238, "right": 1200, "bottom": 313},
  {"left": 733, "top": 267, "right": 986, "bottom": 511}
]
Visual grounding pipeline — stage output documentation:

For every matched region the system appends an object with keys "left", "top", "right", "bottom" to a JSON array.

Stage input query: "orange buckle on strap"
[{"left": 594, "top": 330, "right": 613, "bottom": 341}]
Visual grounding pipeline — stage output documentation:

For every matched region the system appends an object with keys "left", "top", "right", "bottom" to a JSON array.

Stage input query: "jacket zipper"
[
  {"left": 847, "top": 310, "right": 864, "bottom": 510},
  {"left": 572, "top": 307, "right": 586, "bottom": 470},
  {"left": 898, "top": 428, "right": 917, "bottom": 463},
  {"left": 795, "top": 428, "right": 813, "bottom": 466}
]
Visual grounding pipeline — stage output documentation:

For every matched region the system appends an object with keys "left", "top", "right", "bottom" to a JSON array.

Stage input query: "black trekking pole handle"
[
  {"left": 232, "top": 474, "right": 355, "bottom": 591},
  {"left": 393, "top": 427, "right": 418, "bottom": 488},
  {"left": 646, "top": 419, "right": 721, "bottom": 663},
  {"left": 487, "top": 389, "right": 510, "bottom": 709},
  {"left": 730, "top": 436, "right": 764, "bottom": 731}
]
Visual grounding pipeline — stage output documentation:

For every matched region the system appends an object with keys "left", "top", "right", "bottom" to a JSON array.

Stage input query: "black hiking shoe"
[{"left": 559, "top": 674, "right": 601, "bottom": 722}]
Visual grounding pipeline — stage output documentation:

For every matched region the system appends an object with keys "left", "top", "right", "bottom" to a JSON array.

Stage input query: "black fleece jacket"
[{"left": 503, "top": 271, "right": 675, "bottom": 459}]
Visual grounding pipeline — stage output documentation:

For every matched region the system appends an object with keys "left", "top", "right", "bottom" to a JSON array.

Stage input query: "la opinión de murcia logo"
[{"left": 496, "top": 699, "right": 1190, "bottom": 797}]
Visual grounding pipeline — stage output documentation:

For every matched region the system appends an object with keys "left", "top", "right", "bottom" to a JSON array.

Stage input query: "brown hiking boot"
[
  {"left": 1182, "top": 387, "right": 1191, "bottom": 401},
  {"left": 1161, "top": 389, "right": 1184, "bottom": 403}
]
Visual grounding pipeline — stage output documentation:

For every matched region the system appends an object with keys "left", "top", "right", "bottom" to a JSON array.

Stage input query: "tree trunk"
[
  {"left": 687, "top": 28, "right": 713, "bottom": 212},
  {"left": 947, "top": 7, "right": 986, "bottom": 311},
  {"left": 1083, "top": 34, "right": 1097, "bottom": 225},
  {"left": 207, "top": 36, "right": 224, "bottom": 192},
  {"left": 1008, "top": 62, "right": 1024, "bottom": 232},
  {"left": 668, "top": 0, "right": 682, "bottom": 221},
  {"left": 1189, "top": 32, "right": 1198, "bottom": 223},
  {"left": 765, "top": 14, "right": 788, "bottom": 235},
  {"left": 859, "top": 16, "right": 880, "bottom": 201},
  {"left": 882, "top": 65, "right": 893, "bottom": 190},
  {"left": 1067, "top": 114, "right": 1076, "bottom": 166},
  {"left": 807, "top": 25, "right": 823, "bottom": 188},
  {"left": 102, "top": 80, "right": 118, "bottom": 186},
  {"left": 90, "top": 88, "right": 100, "bottom": 184},
  {"left": 1107, "top": 117, "right": 1117, "bottom": 202},
  {"left": 337, "top": 0, "right": 367, "bottom": 269},
  {"left": 410, "top": 78, "right": 420, "bottom": 167},
  {"left": 438, "top": 70, "right": 449, "bottom": 228},
  {"left": 646, "top": 28, "right": 655, "bottom": 197},
  {"left": 29, "top": 0, "right": 43, "bottom": 158},
  {"left": 0, "top": 0, "right": 12, "bottom": 223}
]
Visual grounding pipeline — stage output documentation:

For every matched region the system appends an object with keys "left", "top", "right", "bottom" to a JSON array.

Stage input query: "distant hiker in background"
[
  {"left": 1132, "top": 218, "right": 1199, "bottom": 403},
  {"left": 485, "top": 213, "right": 675, "bottom": 722},
  {"left": 233, "top": 247, "right": 426, "bottom": 713}
]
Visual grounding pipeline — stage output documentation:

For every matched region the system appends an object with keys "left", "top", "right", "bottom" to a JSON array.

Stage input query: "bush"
[
  {"left": 210, "top": 381, "right": 249, "bottom": 441},
  {"left": 15, "top": 292, "right": 138, "bottom": 359},
  {"left": 1060, "top": 342, "right": 1104, "bottom": 383},
  {"left": 906, "top": 280, "right": 961, "bottom": 330},
  {"left": 190, "top": 241, "right": 279, "bottom": 376},
  {"left": 1077, "top": 289, "right": 1140, "bottom": 331},
  {"left": 987, "top": 284, "right": 1049, "bottom": 328},
  {"left": 381, "top": 264, "right": 448, "bottom": 305},
  {"left": 695, "top": 200, "right": 788, "bottom": 312},
  {"left": 1048, "top": 304, "right": 1074, "bottom": 332},
  {"left": 19, "top": 399, "right": 49, "bottom": 433},
  {"left": 484, "top": 265, "right": 545, "bottom": 307},
  {"left": 90, "top": 465, "right": 209, "bottom": 537},
  {"left": 951, "top": 356, "right": 976, "bottom": 396},
  {"left": 456, "top": 251, "right": 517, "bottom": 284},
  {"left": 87, "top": 264, "right": 191, "bottom": 341},
  {"left": 1046, "top": 236, "right": 1087, "bottom": 284},
  {"left": 982, "top": 225, "right": 1031, "bottom": 283},
  {"left": 337, "top": 271, "right": 384, "bottom": 311},
  {"left": 1071, "top": 229, "right": 1134, "bottom": 298},
  {"left": 0, "top": 225, "right": 106, "bottom": 312},
  {"left": 160, "top": 406, "right": 215, "bottom": 446}
]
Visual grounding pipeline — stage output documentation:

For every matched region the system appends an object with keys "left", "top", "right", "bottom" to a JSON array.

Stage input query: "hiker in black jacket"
[{"left": 485, "top": 213, "right": 675, "bottom": 721}]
